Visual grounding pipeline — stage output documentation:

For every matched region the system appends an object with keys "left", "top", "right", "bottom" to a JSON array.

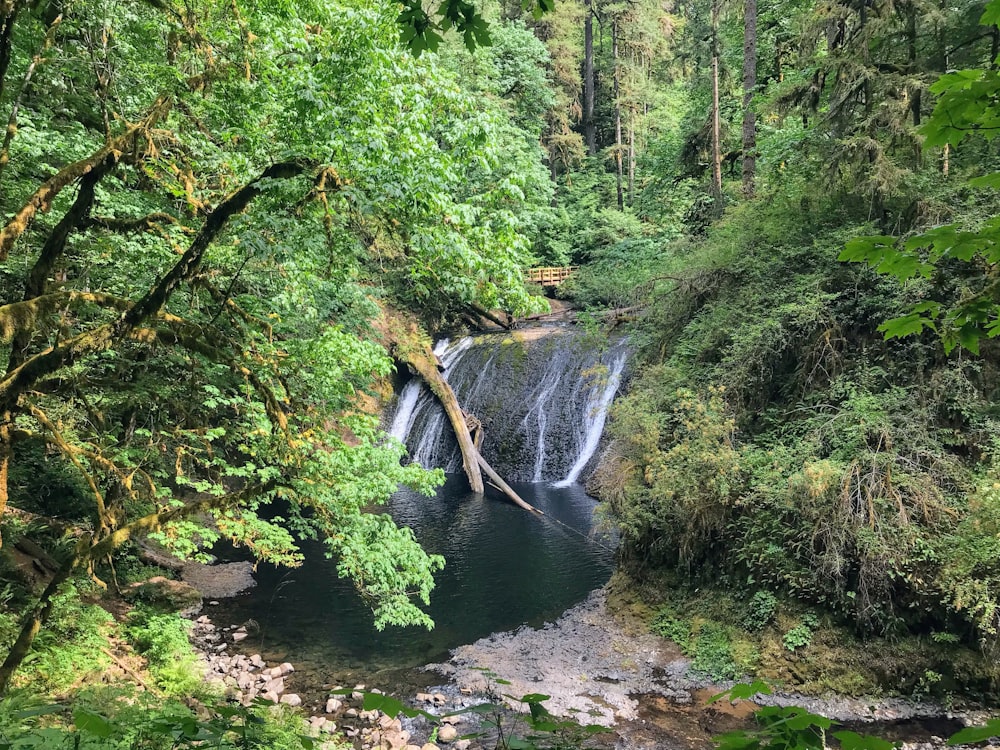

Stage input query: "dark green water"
[{"left": 213, "top": 476, "right": 614, "bottom": 675}]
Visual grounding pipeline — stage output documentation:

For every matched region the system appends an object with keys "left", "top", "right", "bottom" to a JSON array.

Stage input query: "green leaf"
[
  {"left": 981, "top": 0, "right": 1000, "bottom": 27},
  {"left": 73, "top": 709, "right": 113, "bottom": 738},
  {"left": 834, "top": 730, "right": 899, "bottom": 750},
  {"left": 948, "top": 719, "right": 1000, "bottom": 745},
  {"left": 969, "top": 172, "right": 1000, "bottom": 189}
]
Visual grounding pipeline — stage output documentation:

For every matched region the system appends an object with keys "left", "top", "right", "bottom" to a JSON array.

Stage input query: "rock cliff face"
[{"left": 390, "top": 329, "right": 628, "bottom": 483}]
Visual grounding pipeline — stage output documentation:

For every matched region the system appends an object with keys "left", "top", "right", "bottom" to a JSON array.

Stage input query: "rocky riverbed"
[{"left": 185, "top": 585, "right": 990, "bottom": 750}]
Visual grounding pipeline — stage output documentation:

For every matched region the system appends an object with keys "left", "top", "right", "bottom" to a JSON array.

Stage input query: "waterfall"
[
  {"left": 389, "top": 330, "right": 628, "bottom": 484},
  {"left": 552, "top": 347, "right": 628, "bottom": 487}
]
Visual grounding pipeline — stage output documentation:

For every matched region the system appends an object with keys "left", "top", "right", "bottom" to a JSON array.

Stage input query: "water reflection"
[{"left": 214, "top": 476, "right": 615, "bottom": 673}]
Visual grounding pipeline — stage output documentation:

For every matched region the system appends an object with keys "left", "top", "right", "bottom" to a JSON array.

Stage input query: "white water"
[
  {"left": 553, "top": 348, "right": 628, "bottom": 487},
  {"left": 388, "top": 381, "right": 423, "bottom": 442},
  {"left": 391, "top": 332, "right": 628, "bottom": 484},
  {"left": 521, "top": 359, "right": 565, "bottom": 482}
]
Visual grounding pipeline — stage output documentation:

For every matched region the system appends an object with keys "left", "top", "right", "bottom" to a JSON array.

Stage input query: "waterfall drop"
[{"left": 390, "top": 330, "right": 628, "bottom": 484}]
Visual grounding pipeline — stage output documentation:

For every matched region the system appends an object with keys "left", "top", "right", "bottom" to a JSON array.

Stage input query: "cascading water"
[{"left": 390, "top": 329, "right": 628, "bottom": 484}]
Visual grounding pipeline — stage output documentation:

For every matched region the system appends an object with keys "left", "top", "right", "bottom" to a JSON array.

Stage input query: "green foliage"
[
  {"left": 652, "top": 609, "right": 691, "bottom": 649},
  {"left": 782, "top": 614, "right": 819, "bottom": 653},
  {"left": 741, "top": 592, "right": 778, "bottom": 633},
  {"left": 0, "top": 0, "right": 570, "bottom": 684},
  {"left": 711, "top": 685, "right": 896, "bottom": 750},
  {"left": 124, "top": 609, "right": 202, "bottom": 696},
  {"left": 5, "top": 586, "right": 112, "bottom": 695},
  {"left": 602, "top": 176, "right": 1000, "bottom": 657},
  {"left": 0, "top": 691, "right": 320, "bottom": 750}
]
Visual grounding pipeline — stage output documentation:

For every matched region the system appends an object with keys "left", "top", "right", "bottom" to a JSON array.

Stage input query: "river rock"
[
  {"left": 345, "top": 708, "right": 359, "bottom": 718},
  {"left": 279, "top": 662, "right": 295, "bottom": 675},
  {"left": 432, "top": 693, "right": 447, "bottom": 705},
  {"left": 415, "top": 693, "right": 434, "bottom": 704},
  {"left": 232, "top": 631, "right": 248, "bottom": 642},
  {"left": 378, "top": 728, "right": 411, "bottom": 750},
  {"left": 440, "top": 715, "right": 462, "bottom": 726},
  {"left": 236, "top": 671, "right": 254, "bottom": 690},
  {"left": 378, "top": 714, "right": 396, "bottom": 730},
  {"left": 265, "top": 676, "right": 285, "bottom": 695},
  {"left": 420, "top": 744, "right": 440, "bottom": 750},
  {"left": 454, "top": 741, "right": 471, "bottom": 750},
  {"left": 280, "top": 693, "right": 302, "bottom": 707},
  {"left": 250, "top": 654, "right": 265, "bottom": 668},
  {"left": 325, "top": 698, "right": 342, "bottom": 713},
  {"left": 261, "top": 691, "right": 279, "bottom": 703},
  {"left": 436, "top": 725, "right": 458, "bottom": 744}
]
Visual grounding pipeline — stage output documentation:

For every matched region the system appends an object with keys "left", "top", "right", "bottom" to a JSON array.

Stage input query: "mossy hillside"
[{"left": 610, "top": 565, "right": 1000, "bottom": 702}]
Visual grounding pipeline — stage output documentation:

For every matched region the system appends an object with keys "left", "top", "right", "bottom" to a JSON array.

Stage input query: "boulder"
[
  {"left": 264, "top": 677, "right": 285, "bottom": 695},
  {"left": 250, "top": 654, "right": 266, "bottom": 669},
  {"left": 280, "top": 694, "right": 302, "bottom": 707},
  {"left": 279, "top": 662, "right": 295, "bottom": 675}
]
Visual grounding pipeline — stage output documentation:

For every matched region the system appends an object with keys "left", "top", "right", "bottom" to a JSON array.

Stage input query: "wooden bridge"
[{"left": 526, "top": 266, "right": 576, "bottom": 286}]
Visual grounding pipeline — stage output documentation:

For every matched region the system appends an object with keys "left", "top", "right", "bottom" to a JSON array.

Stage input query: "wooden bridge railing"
[{"left": 526, "top": 266, "right": 576, "bottom": 286}]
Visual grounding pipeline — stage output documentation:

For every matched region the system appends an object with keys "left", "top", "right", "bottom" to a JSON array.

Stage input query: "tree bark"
[
  {"left": 741, "top": 0, "right": 757, "bottom": 198},
  {"left": 627, "top": 108, "right": 635, "bottom": 206},
  {"left": 613, "top": 18, "right": 624, "bottom": 211},
  {"left": 584, "top": 0, "right": 596, "bottom": 156},
  {"left": 0, "top": 3, "right": 19, "bottom": 105},
  {"left": 476, "top": 453, "right": 542, "bottom": 514},
  {"left": 396, "top": 343, "right": 484, "bottom": 494},
  {"left": 710, "top": 0, "right": 723, "bottom": 213}
]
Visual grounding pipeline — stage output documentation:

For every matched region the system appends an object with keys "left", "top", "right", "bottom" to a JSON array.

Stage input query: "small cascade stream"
[{"left": 391, "top": 329, "right": 628, "bottom": 484}]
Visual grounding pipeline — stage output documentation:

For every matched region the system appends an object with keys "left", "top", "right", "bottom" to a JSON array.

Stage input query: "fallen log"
[
  {"left": 378, "top": 308, "right": 484, "bottom": 493},
  {"left": 476, "top": 453, "right": 543, "bottom": 515}
]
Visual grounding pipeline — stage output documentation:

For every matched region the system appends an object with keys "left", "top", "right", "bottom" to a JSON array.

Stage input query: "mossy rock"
[{"left": 122, "top": 576, "right": 202, "bottom": 612}]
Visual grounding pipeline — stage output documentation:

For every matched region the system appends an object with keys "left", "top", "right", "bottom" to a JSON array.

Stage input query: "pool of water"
[{"left": 213, "top": 476, "right": 615, "bottom": 675}]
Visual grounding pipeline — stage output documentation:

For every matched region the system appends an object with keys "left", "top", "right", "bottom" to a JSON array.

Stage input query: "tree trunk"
[
  {"left": 741, "top": 0, "right": 757, "bottom": 198},
  {"left": 584, "top": 0, "right": 596, "bottom": 156},
  {"left": 476, "top": 453, "right": 542, "bottom": 515},
  {"left": 613, "top": 18, "right": 624, "bottom": 211},
  {"left": 907, "top": 3, "right": 920, "bottom": 127},
  {"left": 397, "top": 347, "right": 484, "bottom": 495},
  {"left": 710, "top": 0, "right": 723, "bottom": 212},
  {"left": 627, "top": 108, "right": 635, "bottom": 206}
]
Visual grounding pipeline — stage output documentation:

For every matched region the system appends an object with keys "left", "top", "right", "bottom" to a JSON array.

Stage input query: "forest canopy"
[{"left": 0, "top": 0, "right": 558, "bottom": 691}]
